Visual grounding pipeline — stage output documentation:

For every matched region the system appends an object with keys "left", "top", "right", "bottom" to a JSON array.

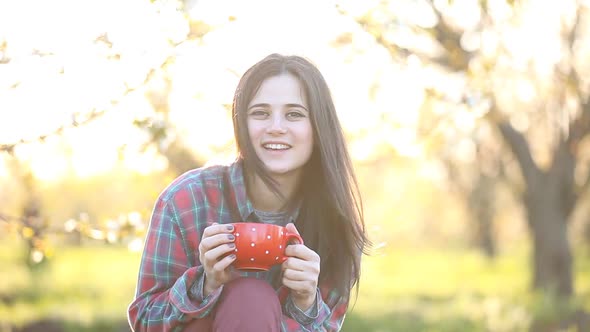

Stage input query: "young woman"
[{"left": 128, "top": 53, "right": 370, "bottom": 331}]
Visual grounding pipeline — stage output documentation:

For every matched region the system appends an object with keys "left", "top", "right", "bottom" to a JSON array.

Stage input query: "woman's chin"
[
  {"left": 267, "top": 168, "right": 291, "bottom": 176},
  {"left": 265, "top": 166, "right": 300, "bottom": 179}
]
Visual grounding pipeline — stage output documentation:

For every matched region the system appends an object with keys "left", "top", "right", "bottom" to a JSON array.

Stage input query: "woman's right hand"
[{"left": 198, "top": 223, "right": 237, "bottom": 296}]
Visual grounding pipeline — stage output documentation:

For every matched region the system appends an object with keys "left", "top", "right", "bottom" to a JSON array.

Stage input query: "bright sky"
[
  {"left": 0, "top": 0, "right": 420, "bottom": 181},
  {"left": 0, "top": 0, "right": 576, "bottom": 181}
]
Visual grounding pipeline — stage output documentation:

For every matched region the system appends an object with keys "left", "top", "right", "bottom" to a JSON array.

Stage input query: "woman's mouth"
[{"left": 262, "top": 143, "right": 291, "bottom": 150}]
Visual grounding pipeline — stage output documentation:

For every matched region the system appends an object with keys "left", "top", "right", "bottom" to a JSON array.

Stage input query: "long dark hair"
[{"left": 232, "top": 53, "right": 370, "bottom": 295}]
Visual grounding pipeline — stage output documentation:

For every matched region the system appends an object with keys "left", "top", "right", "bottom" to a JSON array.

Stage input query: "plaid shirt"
[{"left": 128, "top": 160, "right": 350, "bottom": 331}]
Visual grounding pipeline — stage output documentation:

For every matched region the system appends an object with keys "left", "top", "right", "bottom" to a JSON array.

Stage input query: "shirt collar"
[{"left": 229, "top": 159, "right": 301, "bottom": 224}]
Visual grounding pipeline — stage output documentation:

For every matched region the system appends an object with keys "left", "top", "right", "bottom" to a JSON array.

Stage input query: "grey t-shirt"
[{"left": 254, "top": 209, "right": 292, "bottom": 226}]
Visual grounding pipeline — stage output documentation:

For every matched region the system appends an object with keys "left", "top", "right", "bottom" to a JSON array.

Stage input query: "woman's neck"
[{"left": 247, "top": 172, "right": 300, "bottom": 212}]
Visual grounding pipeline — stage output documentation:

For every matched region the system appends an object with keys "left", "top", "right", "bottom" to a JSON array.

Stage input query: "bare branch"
[
  {"left": 489, "top": 104, "right": 540, "bottom": 187},
  {"left": 563, "top": 5, "right": 590, "bottom": 147},
  {"left": 334, "top": 5, "right": 410, "bottom": 63},
  {"left": 422, "top": 0, "right": 474, "bottom": 71},
  {"left": 0, "top": 212, "right": 26, "bottom": 224},
  {"left": 0, "top": 110, "right": 106, "bottom": 154},
  {"left": 497, "top": 155, "right": 523, "bottom": 200},
  {"left": 0, "top": 55, "right": 174, "bottom": 154},
  {"left": 567, "top": 4, "right": 581, "bottom": 51},
  {"left": 0, "top": 40, "right": 10, "bottom": 64},
  {"left": 581, "top": 169, "right": 590, "bottom": 195},
  {"left": 567, "top": 94, "right": 590, "bottom": 148}
]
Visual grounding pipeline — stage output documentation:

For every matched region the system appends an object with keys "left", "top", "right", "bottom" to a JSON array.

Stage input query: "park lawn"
[
  {"left": 0, "top": 238, "right": 589, "bottom": 332},
  {"left": 345, "top": 247, "right": 590, "bottom": 331}
]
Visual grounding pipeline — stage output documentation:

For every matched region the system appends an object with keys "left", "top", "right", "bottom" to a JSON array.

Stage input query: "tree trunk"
[
  {"left": 526, "top": 177, "right": 573, "bottom": 296},
  {"left": 469, "top": 174, "right": 496, "bottom": 258},
  {"left": 497, "top": 122, "right": 575, "bottom": 297}
]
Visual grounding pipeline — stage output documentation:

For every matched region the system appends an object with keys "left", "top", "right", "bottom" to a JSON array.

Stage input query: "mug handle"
[
  {"left": 278, "top": 232, "right": 304, "bottom": 263},
  {"left": 286, "top": 232, "right": 303, "bottom": 246}
]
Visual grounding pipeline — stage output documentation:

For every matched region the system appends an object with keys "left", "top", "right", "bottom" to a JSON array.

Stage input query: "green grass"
[
  {"left": 342, "top": 247, "right": 590, "bottom": 331},
  {"left": 0, "top": 237, "right": 589, "bottom": 332},
  {"left": 0, "top": 237, "right": 139, "bottom": 330}
]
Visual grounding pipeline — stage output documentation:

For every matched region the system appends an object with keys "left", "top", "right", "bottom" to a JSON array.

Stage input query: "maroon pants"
[{"left": 183, "top": 277, "right": 282, "bottom": 332}]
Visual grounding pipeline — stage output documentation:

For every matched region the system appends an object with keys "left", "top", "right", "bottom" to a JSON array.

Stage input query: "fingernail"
[
  {"left": 226, "top": 225, "right": 234, "bottom": 231},
  {"left": 230, "top": 254, "right": 236, "bottom": 259},
  {"left": 228, "top": 234, "right": 235, "bottom": 240},
  {"left": 228, "top": 243, "right": 235, "bottom": 248}
]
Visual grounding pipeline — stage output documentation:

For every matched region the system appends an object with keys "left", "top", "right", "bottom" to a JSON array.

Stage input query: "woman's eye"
[
  {"left": 249, "top": 110, "right": 268, "bottom": 117},
  {"left": 287, "top": 111, "right": 305, "bottom": 119}
]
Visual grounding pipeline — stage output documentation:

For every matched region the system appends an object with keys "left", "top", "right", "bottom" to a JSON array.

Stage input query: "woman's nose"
[{"left": 266, "top": 114, "right": 287, "bottom": 134}]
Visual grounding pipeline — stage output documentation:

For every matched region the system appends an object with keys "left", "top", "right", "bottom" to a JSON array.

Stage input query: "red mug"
[{"left": 230, "top": 222, "right": 303, "bottom": 271}]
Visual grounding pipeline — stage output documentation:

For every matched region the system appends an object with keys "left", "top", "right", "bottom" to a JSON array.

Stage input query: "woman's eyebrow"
[
  {"left": 285, "top": 103, "right": 309, "bottom": 112},
  {"left": 247, "top": 103, "right": 309, "bottom": 112},
  {"left": 247, "top": 103, "right": 270, "bottom": 110}
]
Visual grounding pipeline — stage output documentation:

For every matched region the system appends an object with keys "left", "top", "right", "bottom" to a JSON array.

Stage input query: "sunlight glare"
[
  {"left": 0, "top": 0, "right": 428, "bottom": 180},
  {"left": 503, "top": 0, "right": 571, "bottom": 76},
  {"left": 384, "top": 128, "right": 422, "bottom": 158},
  {"left": 0, "top": 0, "right": 187, "bottom": 180}
]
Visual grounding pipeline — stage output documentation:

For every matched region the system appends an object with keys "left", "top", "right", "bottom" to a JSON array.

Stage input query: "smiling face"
[{"left": 246, "top": 73, "right": 314, "bottom": 181}]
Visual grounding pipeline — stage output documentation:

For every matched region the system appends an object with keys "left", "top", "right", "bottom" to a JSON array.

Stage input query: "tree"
[
  {"left": 0, "top": 0, "right": 215, "bottom": 255},
  {"left": 338, "top": 0, "right": 590, "bottom": 296}
]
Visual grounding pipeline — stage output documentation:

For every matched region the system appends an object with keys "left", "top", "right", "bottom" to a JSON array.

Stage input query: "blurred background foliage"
[{"left": 1, "top": 0, "right": 590, "bottom": 331}]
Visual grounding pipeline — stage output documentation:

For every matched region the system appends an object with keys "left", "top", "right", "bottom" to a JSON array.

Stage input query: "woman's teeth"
[{"left": 263, "top": 143, "right": 290, "bottom": 150}]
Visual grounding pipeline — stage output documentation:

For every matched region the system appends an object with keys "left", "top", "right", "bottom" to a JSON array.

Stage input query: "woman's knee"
[
  {"left": 223, "top": 278, "right": 278, "bottom": 301},
  {"left": 213, "top": 277, "right": 281, "bottom": 331}
]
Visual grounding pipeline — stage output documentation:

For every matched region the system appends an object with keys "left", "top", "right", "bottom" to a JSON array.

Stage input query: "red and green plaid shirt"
[{"left": 128, "top": 160, "right": 350, "bottom": 331}]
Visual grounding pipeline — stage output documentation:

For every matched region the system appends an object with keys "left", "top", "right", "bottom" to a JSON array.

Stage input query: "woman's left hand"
[{"left": 282, "top": 223, "right": 321, "bottom": 311}]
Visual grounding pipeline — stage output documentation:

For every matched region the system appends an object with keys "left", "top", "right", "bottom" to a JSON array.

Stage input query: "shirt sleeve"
[
  {"left": 127, "top": 197, "right": 221, "bottom": 331},
  {"left": 188, "top": 266, "right": 224, "bottom": 306},
  {"left": 278, "top": 285, "right": 350, "bottom": 332},
  {"left": 284, "top": 288, "right": 320, "bottom": 325}
]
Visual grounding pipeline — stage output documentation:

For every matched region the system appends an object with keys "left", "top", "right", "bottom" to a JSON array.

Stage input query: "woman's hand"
[
  {"left": 198, "top": 223, "right": 237, "bottom": 296},
  {"left": 281, "top": 223, "right": 320, "bottom": 311}
]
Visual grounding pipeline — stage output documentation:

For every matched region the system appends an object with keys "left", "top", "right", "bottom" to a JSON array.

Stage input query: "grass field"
[{"left": 0, "top": 237, "right": 589, "bottom": 332}]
